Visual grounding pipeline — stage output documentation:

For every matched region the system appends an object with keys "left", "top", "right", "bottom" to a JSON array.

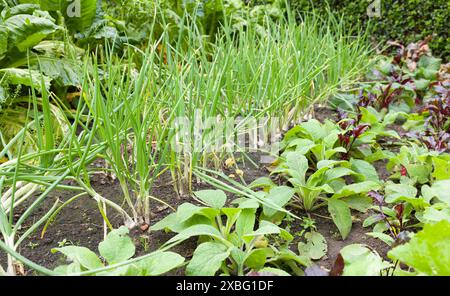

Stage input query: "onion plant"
[{"left": 151, "top": 9, "right": 372, "bottom": 194}]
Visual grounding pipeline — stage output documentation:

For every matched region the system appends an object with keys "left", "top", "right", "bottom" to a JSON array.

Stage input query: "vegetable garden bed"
[{"left": 1, "top": 1, "right": 449, "bottom": 277}]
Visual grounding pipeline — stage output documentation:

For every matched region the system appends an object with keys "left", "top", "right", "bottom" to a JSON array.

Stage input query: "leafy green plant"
[
  {"left": 388, "top": 220, "right": 450, "bottom": 275},
  {"left": 387, "top": 144, "right": 450, "bottom": 184},
  {"left": 297, "top": 230, "right": 327, "bottom": 261},
  {"left": 0, "top": 4, "right": 83, "bottom": 102},
  {"left": 339, "top": 244, "right": 391, "bottom": 276},
  {"left": 278, "top": 119, "right": 345, "bottom": 165},
  {"left": 152, "top": 189, "right": 309, "bottom": 275},
  {"left": 264, "top": 151, "right": 381, "bottom": 239},
  {"left": 52, "top": 226, "right": 184, "bottom": 275},
  {"left": 364, "top": 177, "right": 450, "bottom": 244}
]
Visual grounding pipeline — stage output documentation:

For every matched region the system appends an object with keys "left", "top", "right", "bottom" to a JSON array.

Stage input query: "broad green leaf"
[
  {"left": 194, "top": 189, "right": 227, "bottom": 208},
  {"left": 385, "top": 183, "right": 417, "bottom": 204},
  {"left": 246, "top": 220, "right": 281, "bottom": 237},
  {"left": 5, "top": 14, "right": 59, "bottom": 52},
  {"left": 324, "top": 146, "right": 346, "bottom": 159},
  {"left": 186, "top": 242, "right": 230, "bottom": 276},
  {"left": 341, "top": 195, "right": 373, "bottom": 212},
  {"left": 0, "top": 68, "right": 51, "bottom": 91},
  {"left": 328, "top": 198, "right": 352, "bottom": 240},
  {"left": 163, "top": 224, "right": 224, "bottom": 247},
  {"left": 98, "top": 226, "right": 135, "bottom": 264},
  {"left": 52, "top": 246, "right": 103, "bottom": 270},
  {"left": 324, "top": 167, "right": 354, "bottom": 182},
  {"left": 230, "top": 247, "right": 246, "bottom": 267},
  {"left": 432, "top": 158, "right": 450, "bottom": 181},
  {"left": 222, "top": 208, "right": 241, "bottom": 231},
  {"left": 151, "top": 212, "right": 178, "bottom": 231},
  {"left": 429, "top": 180, "right": 450, "bottom": 206},
  {"left": 421, "top": 206, "right": 450, "bottom": 223},
  {"left": 285, "top": 152, "right": 308, "bottom": 183},
  {"left": 263, "top": 186, "right": 295, "bottom": 217},
  {"left": 332, "top": 181, "right": 380, "bottom": 198},
  {"left": 198, "top": 207, "right": 221, "bottom": 221},
  {"left": 244, "top": 248, "right": 268, "bottom": 270},
  {"left": 405, "top": 163, "right": 432, "bottom": 184},
  {"left": 286, "top": 138, "right": 315, "bottom": 154},
  {"left": 54, "top": 262, "right": 81, "bottom": 274},
  {"left": 388, "top": 221, "right": 450, "bottom": 275},
  {"left": 414, "top": 78, "right": 430, "bottom": 91},
  {"left": 234, "top": 197, "right": 260, "bottom": 209},
  {"left": 41, "top": 0, "right": 98, "bottom": 32},
  {"left": 350, "top": 159, "right": 380, "bottom": 183},
  {"left": 363, "top": 214, "right": 385, "bottom": 228},
  {"left": 417, "top": 55, "right": 441, "bottom": 72},
  {"left": 235, "top": 208, "right": 256, "bottom": 238},
  {"left": 36, "top": 57, "right": 81, "bottom": 86},
  {"left": 138, "top": 251, "right": 185, "bottom": 276},
  {"left": 341, "top": 244, "right": 390, "bottom": 276},
  {"left": 366, "top": 232, "right": 394, "bottom": 246},
  {"left": 299, "top": 119, "right": 325, "bottom": 141},
  {"left": 249, "top": 177, "right": 275, "bottom": 190},
  {"left": 298, "top": 231, "right": 327, "bottom": 260},
  {"left": 360, "top": 107, "right": 379, "bottom": 125},
  {"left": 176, "top": 203, "right": 203, "bottom": 222}
]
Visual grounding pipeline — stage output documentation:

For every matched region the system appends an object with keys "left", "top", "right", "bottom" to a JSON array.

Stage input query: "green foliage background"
[{"left": 288, "top": 0, "right": 449, "bottom": 60}]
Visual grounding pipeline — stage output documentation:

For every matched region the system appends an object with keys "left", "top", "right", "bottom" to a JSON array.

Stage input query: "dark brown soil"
[
  {"left": 314, "top": 106, "right": 338, "bottom": 123},
  {"left": 314, "top": 211, "right": 390, "bottom": 270}
]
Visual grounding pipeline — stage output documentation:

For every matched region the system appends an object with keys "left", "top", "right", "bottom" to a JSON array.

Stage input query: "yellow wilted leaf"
[
  {"left": 225, "top": 157, "right": 235, "bottom": 168},
  {"left": 254, "top": 236, "right": 268, "bottom": 248}
]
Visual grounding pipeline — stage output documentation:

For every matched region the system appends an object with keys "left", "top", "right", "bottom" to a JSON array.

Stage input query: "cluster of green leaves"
[
  {"left": 53, "top": 226, "right": 184, "bottom": 275},
  {"left": 388, "top": 220, "right": 450, "bottom": 275},
  {"left": 104, "top": 0, "right": 286, "bottom": 46},
  {"left": 252, "top": 118, "right": 384, "bottom": 239},
  {"left": 326, "top": 220, "right": 450, "bottom": 276},
  {"left": 332, "top": 37, "right": 445, "bottom": 118},
  {"left": 289, "top": 0, "right": 450, "bottom": 59},
  {"left": 387, "top": 144, "right": 450, "bottom": 184},
  {"left": 152, "top": 189, "right": 307, "bottom": 276}
]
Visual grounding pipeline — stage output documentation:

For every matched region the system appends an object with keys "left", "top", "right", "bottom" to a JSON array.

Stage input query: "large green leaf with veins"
[
  {"left": 39, "top": 0, "right": 98, "bottom": 31},
  {"left": 341, "top": 244, "right": 390, "bottom": 276},
  {"left": 5, "top": 14, "right": 59, "bottom": 52},
  {"left": 98, "top": 226, "right": 135, "bottom": 264},
  {"left": 0, "top": 68, "right": 51, "bottom": 91},
  {"left": 186, "top": 242, "right": 230, "bottom": 276},
  {"left": 389, "top": 221, "right": 450, "bottom": 275}
]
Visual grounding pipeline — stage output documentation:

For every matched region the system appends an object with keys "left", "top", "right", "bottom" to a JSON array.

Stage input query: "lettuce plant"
[
  {"left": 278, "top": 119, "right": 346, "bottom": 164},
  {"left": 387, "top": 144, "right": 450, "bottom": 184},
  {"left": 268, "top": 151, "right": 380, "bottom": 239},
  {"left": 152, "top": 189, "right": 309, "bottom": 275},
  {"left": 388, "top": 220, "right": 450, "bottom": 276},
  {"left": 52, "top": 226, "right": 184, "bottom": 275}
]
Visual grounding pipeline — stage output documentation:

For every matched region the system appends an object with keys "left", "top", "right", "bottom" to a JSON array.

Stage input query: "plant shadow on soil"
[{"left": 0, "top": 107, "right": 392, "bottom": 276}]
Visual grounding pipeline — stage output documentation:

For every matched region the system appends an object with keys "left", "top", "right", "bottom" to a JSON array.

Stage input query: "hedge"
[{"left": 288, "top": 0, "right": 449, "bottom": 60}]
